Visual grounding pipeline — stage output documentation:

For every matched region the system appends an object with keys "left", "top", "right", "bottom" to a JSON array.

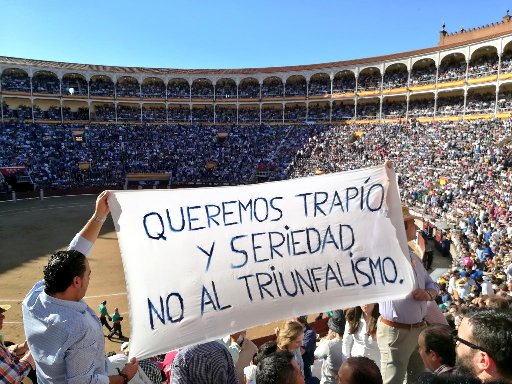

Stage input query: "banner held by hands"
[{"left": 108, "top": 164, "right": 415, "bottom": 359}]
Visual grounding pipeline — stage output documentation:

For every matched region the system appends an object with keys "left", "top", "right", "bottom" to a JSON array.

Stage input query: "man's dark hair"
[
  {"left": 467, "top": 308, "right": 512, "bottom": 380},
  {"left": 421, "top": 324, "right": 456, "bottom": 366},
  {"left": 343, "top": 356, "right": 382, "bottom": 384},
  {"left": 253, "top": 341, "right": 278, "bottom": 366},
  {"left": 256, "top": 351, "right": 297, "bottom": 384},
  {"left": 43, "top": 250, "right": 87, "bottom": 295}
]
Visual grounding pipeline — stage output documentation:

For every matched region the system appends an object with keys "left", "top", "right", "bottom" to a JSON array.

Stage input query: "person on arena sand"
[
  {"left": 99, "top": 299, "right": 113, "bottom": 332},
  {"left": 377, "top": 161, "right": 440, "bottom": 384},
  {"left": 22, "top": 191, "right": 139, "bottom": 384}
]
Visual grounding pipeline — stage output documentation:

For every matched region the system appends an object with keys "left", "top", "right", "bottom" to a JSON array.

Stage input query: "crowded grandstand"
[{"left": 1, "top": 9, "right": 512, "bottom": 384}]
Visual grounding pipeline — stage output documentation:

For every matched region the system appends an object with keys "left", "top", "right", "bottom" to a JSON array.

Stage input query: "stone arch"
[
  {"left": 32, "top": 70, "right": 60, "bottom": 94},
  {"left": 309, "top": 73, "right": 330, "bottom": 96},
  {"left": 358, "top": 67, "right": 382, "bottom": 91},
  {"left": 468, "top": 46, "right": 499, "bottom": 78},
  {"left": 262, "top": 76, "right": 284, "bottom": 98},
  {"left": 215, "top": 78, "right": 237, "bottom": 99},
  {"left": 142, "top": 77, "right": 166, "bottom": 98},
  {"left": 168, "top": 78, "right": 190, "bottom": 98},
  {"left": 439, "top": 53, "right": 466, "bottom": 82},
  {"left": 116, "top": 76, "right": 140, "bottom": 98},
  {"left": 333, "top": 70, "right": 356, "bottom": 93},
  {"left": 383, "top": 63, "right": 408, "bottom": 89},
  {"left": 239, "top": 77, "right": 260, "bottom": 98},
  {"left": 191, "top": 78, "right": 214, "bottom": 99},
  {"left": 62, "top": 73, "right": 88, "bottom": 96},
  {"left": 1, "top": 68, "right": 31, "bottom": 92},
  {"left": 285, "top": 75, "right": 306, "bottom": 97},
  {"left": 90, "top": 75, "right": 114, "bottom": 97},
  {"left": 410, "top": 58, "right": 437, "bottom": 85}
]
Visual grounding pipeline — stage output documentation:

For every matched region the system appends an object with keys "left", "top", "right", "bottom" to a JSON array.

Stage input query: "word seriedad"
[
  {"left": 230, "top": 223, "right": 355, "bottom": 269},
  {"left": 142, "top": 182, "right": 384, "bottom": 241}
]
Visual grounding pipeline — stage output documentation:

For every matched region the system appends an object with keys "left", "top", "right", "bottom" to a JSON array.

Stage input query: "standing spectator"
[
  {"left": 21, "top": 191, "right": 138, "bottom": 384},
  {"left": 447, "top": 270, "right": 460, "bottom": 297},
  {"left": 480, "top": 275, "right": 494, "bottom": 296},
  {"left": 170, "top": 340, "right": 238, "bottom": 384},
  {"left": 108, "top": 307, "right": 124, "bottom": 340},
  {"left": 506, "top": 260, "right": 512, "bottom": 283},
  {"left": 0, "top": 304, "right": 35, "bottom": 384},
  {"left": 422, "top": 248, "right": 434, "bottom": 270},
  {"left": 277, "top": 320, "right": 306, "bottom": 375},
  {"left": 342, "top": 304, "right": 380, "bottom": 367},
  {"left": 377, "top": 204, "right": 439, "bottom": 384},
  {"left": 99, "top": 300, "right": 113, "bottom": 332},
  {"left": 296, "top": 315, "right": 318, "bottom": 384},
  {"left": 314, "top": 310, "right": 345, "bottom": 384}
]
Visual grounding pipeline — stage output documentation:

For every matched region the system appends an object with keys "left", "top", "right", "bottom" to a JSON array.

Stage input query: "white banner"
[{"left": 109, "top": 164, "right": 415, "bottom": 359}]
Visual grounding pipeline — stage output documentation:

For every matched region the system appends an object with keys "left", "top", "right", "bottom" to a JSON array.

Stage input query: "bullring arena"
[{"left": 2, "top": 8, "right": 512, "bottom": 384}]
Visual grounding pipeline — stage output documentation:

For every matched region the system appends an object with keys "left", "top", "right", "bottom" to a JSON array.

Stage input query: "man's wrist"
[
  {"left": 116, "top": 368, "right": 129, "bottom": 384},
  {"left": 92, "top": 215, "right": 106, "bottom": 224}
]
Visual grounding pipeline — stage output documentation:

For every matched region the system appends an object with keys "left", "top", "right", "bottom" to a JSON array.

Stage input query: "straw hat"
[
  {"left": 402, "top": 206, "right": 422, "bottom": 222},
  {"left": 0, "top": 304, "right": 11, "bottom": 314}
]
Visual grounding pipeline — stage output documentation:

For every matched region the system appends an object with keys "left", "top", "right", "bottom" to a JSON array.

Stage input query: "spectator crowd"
[{"left": 2, "top": 116, "right": 512, "bottom": 384}]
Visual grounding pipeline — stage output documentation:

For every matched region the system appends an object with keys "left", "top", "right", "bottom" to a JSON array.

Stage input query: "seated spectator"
[
  {"left": 455, "top": 308, "right": 512, "bottom": 382},
  {"left": 244, "top": 341, "right": 278, "bottom": 384},
  {"left": 169, "top": 340, "right": 237, "bottom": 384},
  {"left": 418, "top": 325, "right": 455, "bottom": 376},
  {"left": 256, "top": 351, "right": 305, "bottom": 384},
  {"left": 314, "top": 310, "right": 345, "bottom": 384},
  {"left": 336, "top": 356, "right": 382, "bottom": 384},
  {"left": 296, "top": 315, "right": 318, "bottom": 383},
  {"left": 0, "top": 304, "right": 35, "bottom": 383},
  {"left": 342, "top": 304, "right": 380, "bottom": 367},
  {"left": 108, "top": 342, "right": 156, "bottom": 384}
]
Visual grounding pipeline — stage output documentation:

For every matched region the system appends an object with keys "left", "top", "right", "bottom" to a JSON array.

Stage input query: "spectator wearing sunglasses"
[{"left": 455, "top": 308, "right": 512, "bottom": 383}]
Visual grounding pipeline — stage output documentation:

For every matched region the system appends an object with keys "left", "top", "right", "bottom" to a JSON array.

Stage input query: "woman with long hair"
[
  {"left": 342, "top": 303, "right": 380, "bottom": 367},
  {"left": 277, "top": 320, "right": 305, "bottom": 374}
]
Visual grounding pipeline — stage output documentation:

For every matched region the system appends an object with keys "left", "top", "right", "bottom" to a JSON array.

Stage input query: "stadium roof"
[{"left": 1, "top": 29, "right": 512, "bottom": 76}]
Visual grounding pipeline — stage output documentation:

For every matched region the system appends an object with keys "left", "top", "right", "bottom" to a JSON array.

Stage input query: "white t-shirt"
[{"left": 243, "top": 364, "right": 257, "bottom": 384}]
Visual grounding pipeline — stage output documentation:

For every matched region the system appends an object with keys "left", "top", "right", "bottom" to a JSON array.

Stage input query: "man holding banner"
[
  {"left": 22, "top": 191, "right": 139, "bottom": 384},
  {"left": 377, "top": 205, "right": 439, "bottom": 384}
]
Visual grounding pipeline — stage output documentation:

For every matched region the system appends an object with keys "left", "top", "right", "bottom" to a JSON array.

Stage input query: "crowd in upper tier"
[{"left": 1, "top": 53, "right": 510, "bottom": 98}]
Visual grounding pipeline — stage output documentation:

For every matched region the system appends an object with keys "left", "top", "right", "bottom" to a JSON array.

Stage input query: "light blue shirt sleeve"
[{"left": 68, "top": 234, "right": 93, "bottom": 256}]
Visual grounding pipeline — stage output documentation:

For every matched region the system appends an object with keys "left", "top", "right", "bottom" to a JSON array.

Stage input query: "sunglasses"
[{"left": 453, "top": 334, "right": 490, "bottom": 356}]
